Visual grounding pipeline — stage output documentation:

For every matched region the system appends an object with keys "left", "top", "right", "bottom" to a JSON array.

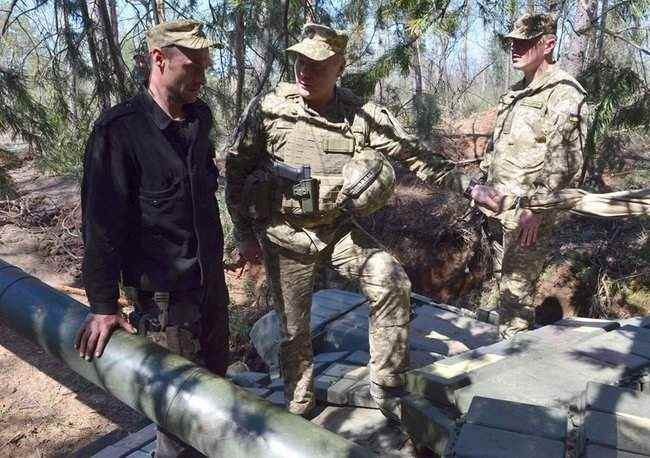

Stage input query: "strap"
[{"left": 343, "top": 161, "right": 383, "bottom": 199}]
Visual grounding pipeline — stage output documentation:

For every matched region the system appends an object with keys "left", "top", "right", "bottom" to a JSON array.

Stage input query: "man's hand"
[
  {"left": 518, "top": 209, "right": 541, "bottom": 248},
  {"left": 74, "top": 313, "right": 136, "bottom": 360},
  {"left": 471, "top": 185, "right": 505, "bottom": 213},
  {"left": 225, "top": 239, "right": 263, "bottom": 271}
]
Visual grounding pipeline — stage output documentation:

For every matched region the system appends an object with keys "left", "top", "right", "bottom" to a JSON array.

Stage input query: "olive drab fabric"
[
  {"left": 227, "top": 82, "right": 466, "bottom": 248},
  {"left": 261, "top": 83, "right": 361, "bottom": 219},
  {"left": 286, "top": 23, "right": 349, "bottom": 61},
  {"left": 146, "top": 20, "right": 220, "bottom": 50},
  {"left": 260, "top": 228, "right": 411, "bottom": 415},
  {"left": 503, "top": 13, "right": 558, "bottom": 40},
  {"left": 477, "top": 66, "right": 590, "bottom": 337},
  {"left": 481, "top": 67, "right": 590, "bottom": 223},
  {"left": 337, "top": 148, "right": 396, "bottom": 217},
  {"left": 226, "top": 80, "right": 464, "bottom": 415},
  {"left": 490, "top": 188, "right": 650, "bottom": 223}
]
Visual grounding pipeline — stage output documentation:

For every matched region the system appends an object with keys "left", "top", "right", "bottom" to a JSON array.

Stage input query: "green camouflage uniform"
[
  {"left": 480, "top": 56, "right": 589, "bottom": 335},
  {"left": 226, "top": 26, "right": 466, "bottom": 415}
]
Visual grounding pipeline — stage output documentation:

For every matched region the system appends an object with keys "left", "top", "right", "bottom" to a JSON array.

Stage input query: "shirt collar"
[
  {"left": 509, "top": 66, "right": 558, "bottom": 97},
  {"left": 142, "top": 90, "right": 198, "bottom": 130},
  {"left": 142, "top": 90, "right": 173, "bottom": 130}
]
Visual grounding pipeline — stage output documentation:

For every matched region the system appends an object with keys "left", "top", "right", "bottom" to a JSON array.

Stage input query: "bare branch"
[
  {"left": 1, "top": 0, "right": 18, "bottom": 37},
  {"left": 2, "top": 0, "right": 48, "bottom": 39},
  {"left": 603, "top": 27, "right": 650, "bottom": 56}
]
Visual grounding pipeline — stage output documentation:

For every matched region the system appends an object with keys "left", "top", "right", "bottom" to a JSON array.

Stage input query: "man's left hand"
[
  {"left": 518, "top": 209, "right": 541, "bottom": 248},
  {"left": 471, "top": 185, "right": 505, "bottom": 213}
]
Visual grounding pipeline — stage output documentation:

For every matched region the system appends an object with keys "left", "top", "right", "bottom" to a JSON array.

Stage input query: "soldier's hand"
[
  {"left": 471, "top": 185, "right": 505, "bottom": 213},
  {"left": 74, "top": 312, "right": 136, "bottom": 360},
  {"left": 518, "top": 209, "right": 541, "bottom": 248},
  {"left": 225, "top": 239, "right": 263, "bottom": 271}
]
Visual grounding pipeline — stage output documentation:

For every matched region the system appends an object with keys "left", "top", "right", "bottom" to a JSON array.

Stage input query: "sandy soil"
[{"left": 0, "top": 157, "right": 148, "bottom": 457}]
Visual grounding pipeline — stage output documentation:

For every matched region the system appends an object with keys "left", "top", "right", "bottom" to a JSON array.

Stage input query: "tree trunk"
[
  {"left": 461, "top": 2, "right": 470, "bottom": 86},
  {"left": 109, "top": 0, "right": 119, "bottom": 42},
  {"left": 282, "top": 0, "right": 289, "bottom": 76},
  {"left": 565, "top": 0, "right": 598, "bottom": 77},
  {"left": 506, "top": 52, "right": 512, "bottom": 90},
  {"left": 96, "top": 0, "right": 128, "bottom": 101},
  {"left": 79, "top": 0, "right": 110, "bottom": 110},
  {"left": 410, "top": 36, "right": 425, "bottom": 136},
  {"left": 233, "top": 4, "right": 246, "bottom": 120},
  {"left": 61, "top": 0, "right": 78, "bottom": 120},
  {"left": 153, "top": 0, "right": 165, "bottom": 24},
  {"left": 526, "top": 0, "right": 535, "bottom": 13},
  {"left": 595, "top": 0, "right": 609, "bottom": 63},
  {"left": 304, "top": 0, "right": 316, "bottom": 22},
  {"left": 593, "top": 0, "right": 609, "bottom": 91}
]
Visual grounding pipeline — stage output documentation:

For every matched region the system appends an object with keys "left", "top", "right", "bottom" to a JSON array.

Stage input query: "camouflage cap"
[
  {"left": 146, "top": 20, "right": 220, "bottom": 51},
  {"left": 504, "top": 13, "right": 557, "bottom": 40},
  {"left": 286, "top": 23, "right": 348, "bottom": 61}
]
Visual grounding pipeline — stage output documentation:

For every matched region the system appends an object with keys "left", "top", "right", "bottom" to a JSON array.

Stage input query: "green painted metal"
[{"left": 0, "top": 259, "right": 373, "bottom": 457}]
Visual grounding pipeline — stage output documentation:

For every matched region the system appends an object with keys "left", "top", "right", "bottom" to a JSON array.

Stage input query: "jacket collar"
[{"left": 141, "top": 90, "right": 199, "bottom": 130}]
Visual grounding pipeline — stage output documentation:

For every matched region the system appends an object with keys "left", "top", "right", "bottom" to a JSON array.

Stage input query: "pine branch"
[{"left": 602, "top": 27, "right": 650, "bottom": 56}]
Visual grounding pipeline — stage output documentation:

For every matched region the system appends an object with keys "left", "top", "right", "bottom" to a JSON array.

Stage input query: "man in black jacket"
[{"left": 75, "top": 20, "right": 228, "bottom": 457}]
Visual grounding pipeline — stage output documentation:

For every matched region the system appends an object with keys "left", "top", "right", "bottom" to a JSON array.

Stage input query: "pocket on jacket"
[
  {"left": 139, "top": 180, "right": 181, "bottom": 200},
  {"left": 138, "top": 180, "right": 182, "bottom": 220}
]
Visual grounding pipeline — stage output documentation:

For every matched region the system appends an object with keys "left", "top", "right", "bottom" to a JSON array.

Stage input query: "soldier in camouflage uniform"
[
  {"left": 226, "top": 23, "right": 502, "bottom": 420},
  {"left": 469, "top": 14, "right": 590, "bottom": 337}
]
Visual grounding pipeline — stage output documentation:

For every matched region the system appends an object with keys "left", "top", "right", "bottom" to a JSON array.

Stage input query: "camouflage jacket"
[
  {"left": 226, "top": 83, "right": 468, "bottom": 246},
  {"left": 481, "top": 66, "right": 589, "bottom": 202}
]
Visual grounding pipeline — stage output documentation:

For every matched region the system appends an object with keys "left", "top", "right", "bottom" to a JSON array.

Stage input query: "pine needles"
[{"left": 579, "top": 61, "right": 649, "bottom": 187}]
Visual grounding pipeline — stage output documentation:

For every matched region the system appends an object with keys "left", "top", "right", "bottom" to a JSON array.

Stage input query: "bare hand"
[
  {"left": 74, "top": 313, "right": 136, "bottom": 360},
  {"left": 518, "top": 209, "right": 541, "bottom": 248},
  {"left": 471, "top": 185, "right": 505, "bottom": 213},
  {"left": 225, "top": 239, "right": 263, "bottom": 271}
]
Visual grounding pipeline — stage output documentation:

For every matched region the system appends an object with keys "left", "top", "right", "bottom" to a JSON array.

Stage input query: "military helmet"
[{"left": 337, "top": 148, "right": 395, "bottom": 217}]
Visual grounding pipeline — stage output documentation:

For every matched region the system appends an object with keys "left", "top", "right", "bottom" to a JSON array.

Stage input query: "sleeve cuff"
[{"left": 89, "top": 300, "right": 119, "bottom": 315}]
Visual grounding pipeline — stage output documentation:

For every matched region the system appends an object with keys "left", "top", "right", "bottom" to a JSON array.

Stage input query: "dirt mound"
[
  {"left": 358, "top": 165, "right": 486, "bottom": 307},
  {"left": 437, "top": 109, "right": 496, "bottom": 162}
]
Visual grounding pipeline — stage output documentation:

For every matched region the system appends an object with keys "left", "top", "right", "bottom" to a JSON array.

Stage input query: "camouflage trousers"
[
  {"left": 484, "top": 217, "right": 553, "bottom": 336},
  {"left": 260, "top": 226, "right": 411, "bottom": 415},
  {"left": 133, "top": 287, "right": 229, "bottom": 458}
]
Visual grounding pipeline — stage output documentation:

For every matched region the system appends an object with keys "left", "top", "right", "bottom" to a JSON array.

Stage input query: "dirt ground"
[{"left": 0, "top": 155, "right": 148, "bottom": 457}]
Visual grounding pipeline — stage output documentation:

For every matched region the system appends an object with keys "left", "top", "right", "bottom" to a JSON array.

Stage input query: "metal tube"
[{"left": 0, "top": 259, "right": 373, "bottom": 457}]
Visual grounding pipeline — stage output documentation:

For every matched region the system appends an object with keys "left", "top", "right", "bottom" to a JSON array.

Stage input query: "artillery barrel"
[{"left": 0, "top": 259, "right": 372, "bottom": 457}]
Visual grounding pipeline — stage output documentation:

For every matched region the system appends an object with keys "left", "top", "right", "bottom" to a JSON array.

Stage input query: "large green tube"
[{"left": 0, "top": 259, "right": 373, "bottom": 457}]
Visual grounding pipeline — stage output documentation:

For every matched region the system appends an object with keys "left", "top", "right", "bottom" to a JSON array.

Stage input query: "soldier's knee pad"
[{"left": 365, "top": 253, "right": 411, "bottom": 290}]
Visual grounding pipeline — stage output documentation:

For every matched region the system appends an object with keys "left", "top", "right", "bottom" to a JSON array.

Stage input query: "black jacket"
[{"left": 81, "top": 91, "right": 228, "bottom": 314}]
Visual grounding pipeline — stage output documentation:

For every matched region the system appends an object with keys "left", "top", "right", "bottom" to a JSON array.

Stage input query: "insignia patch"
[{"left": 323, "top": 136, "right": 355, "bottom": 154}]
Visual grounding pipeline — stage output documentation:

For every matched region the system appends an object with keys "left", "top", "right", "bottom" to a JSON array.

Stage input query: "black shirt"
[{"left": 81, "top": 91, "right": 227, "bottom": 315}]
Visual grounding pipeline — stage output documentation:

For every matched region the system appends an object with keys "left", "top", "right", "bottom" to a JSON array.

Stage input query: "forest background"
[{"left": 0, "top": 0, "right": 649, "bottom": 328}]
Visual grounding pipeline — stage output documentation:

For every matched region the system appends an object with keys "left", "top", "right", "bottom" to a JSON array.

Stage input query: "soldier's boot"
[
  {"left": 370, "top": 381, "right": 406, "bottom": 423},
  {"left": 497, "top": 293, "right": 535, "bottom": 339},
  {"left": 499, "top": 316, "right": 531, "bottom": 339}
]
